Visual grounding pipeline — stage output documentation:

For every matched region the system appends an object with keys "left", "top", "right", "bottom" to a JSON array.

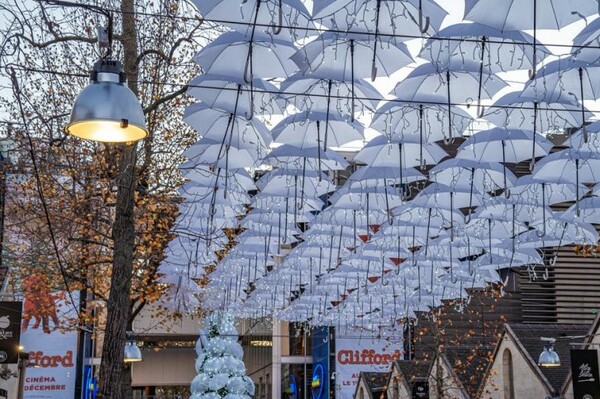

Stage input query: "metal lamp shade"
[
  {"left": 538, "top": 346, "right": 561, "bottom": 367},
  {"left": 123, "top": 340, "right": 143, "bottom": 363},
  {"left": 66, "top": 60, "right": 148, "bottom": 143}
]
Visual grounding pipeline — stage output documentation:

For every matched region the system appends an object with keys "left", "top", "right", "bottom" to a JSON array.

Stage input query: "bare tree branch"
[{"left": 143, "top": 85, "right": 188, "bottom": 115}]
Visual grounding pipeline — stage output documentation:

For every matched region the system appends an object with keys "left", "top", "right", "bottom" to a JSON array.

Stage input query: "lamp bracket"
[
  {"left": 98, "top": 26, "right": 110, "bottom": 48},
  {"left": 541, "top": 337, "right": 556, "bottom": 344},
  {"left": 90, "top": 59, "right": 127, "bottom": 83}
]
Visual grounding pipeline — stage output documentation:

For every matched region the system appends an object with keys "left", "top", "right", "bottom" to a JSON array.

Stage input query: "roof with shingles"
[
  {"left": 443, "top": 345, "right": 495, "bottom": 398},
  {"left": 393, "top": 359, "right": 432, "bottom": 386},
  {"left": 507, "top": 323, "right": 590, "bottom": 393},
  {"left": 355, "top": 371, "right": 391, "bottom": 399}
]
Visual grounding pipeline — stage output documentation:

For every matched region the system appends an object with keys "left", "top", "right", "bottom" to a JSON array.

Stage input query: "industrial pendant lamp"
[
  {"left": 538, "top": 337, "right": 561, "bottom": 367},
  {"left": 123, "top": 333, "right": 143, "bottom": 363},
  {"left": 65, "top": 9, "right": 148, "bottom": 143}
]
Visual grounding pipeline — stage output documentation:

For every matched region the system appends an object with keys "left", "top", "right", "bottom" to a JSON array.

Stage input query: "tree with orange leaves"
[{"left": 0, "top": 1, "right": 218, "bottom": 396}]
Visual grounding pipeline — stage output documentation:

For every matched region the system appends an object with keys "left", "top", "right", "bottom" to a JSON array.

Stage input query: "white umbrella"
[
  {"left": 187, "top": 74, "right": 286, "bottom": 117},
  {"left": 192, "top": 0, "right": 311, "bottom": 38},
  {"left": 195, "top": 31, "right": 298, "bottom": 81},
  {"left": 182, "top": 137, "right": 266, "bottom": 169},
  {"left": 291, "top": 31, "right": 413, "bottom": 82},
  {"left": 263, "top": 144, "right": 349, "bottom": 171},
  {"left": 355, "top": 135, "right": 447, "bottom": 171},
  {"left": 271, "top": 111, "right": 364, "bottom": 149},
  {"left": 482, "top": 92, "right": 588, "bottom": 133},
  {"left": 370, "top": 101, "right": 473, "bottom": 144}
]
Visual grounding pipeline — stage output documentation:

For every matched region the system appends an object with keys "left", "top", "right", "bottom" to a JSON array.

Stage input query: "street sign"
[
  {"left": 412, "top": 380, "right": 429, "bottom": 399},
  {"left": 571, "top": 349, "right": 600, "bottom": 399},
  {"left": 0, "top": 302, "right": 22, "bottom": 364}
]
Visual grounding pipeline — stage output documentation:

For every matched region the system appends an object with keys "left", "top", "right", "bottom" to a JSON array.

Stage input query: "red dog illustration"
[{"left": 21, "top": 274, "right": 61, "bottom": 334}]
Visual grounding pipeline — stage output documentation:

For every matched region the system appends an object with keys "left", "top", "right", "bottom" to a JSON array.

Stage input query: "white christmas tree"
[{"left": 191, "top": 313, "right": 255, "bottom": 399}]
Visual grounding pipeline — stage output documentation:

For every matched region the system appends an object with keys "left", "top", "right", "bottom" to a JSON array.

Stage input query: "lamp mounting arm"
[{"left": 39, "top": 0, "right": 114, "bottom": 58}]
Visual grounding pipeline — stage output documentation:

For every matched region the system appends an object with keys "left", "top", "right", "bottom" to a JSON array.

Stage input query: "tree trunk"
[
  {"left": 97, "top": 0, "right": 139, "bottom": 396},
  {"left": 97, "top": 144, "right": 137, "bottom": 398}
]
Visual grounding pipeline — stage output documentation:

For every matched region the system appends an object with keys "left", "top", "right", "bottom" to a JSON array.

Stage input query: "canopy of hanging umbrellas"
[{"left": 158, "top": 0, "right": 600, "bottom": 334}]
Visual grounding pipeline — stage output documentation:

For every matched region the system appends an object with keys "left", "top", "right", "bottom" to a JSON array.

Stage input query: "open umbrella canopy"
[
  {"left": 511, "top": 175, "right": 589, "bottom": 206},
  {"left": 182, "top": 165, "right": 256, "bottom": 192},
  {"left": 523, "top": 59, "right": 600, "bottom": 103},
  {"left": 183, "top": 103, "right": 272, "bottom": 147},
  {"left": 533, "top": 148, "right": 600, "bottom": 185},
  {"left": 347, "top": 165, "right": 427, "bottom": 188},
  {"left": 355, "top": 135, "right": 447, "bottom": 168},
  {"left": 291, "top": 31, "right": 414, "bottom": 80},
  {"left": 313, "top": 0, "right": 447, "bottom": 37},
  {"left": 515, "top": 215, "right": 599, "bottom": 249},
  {"left": 192, "top": 0, "right": 311, "bottom": 38},
  {"left": 457, "top": 128, "right": 552, "bottom": 163},
  {"left": 171, "top": 0, "right": 600, "bottom": 327},
  {"left": 464, "top": 0, "right": 598, "bottom": 31},
  {"left": 420, "top": 22, "right": 549, "bottom": 73},
  {"left": 182, "top": 137, "right": 267, "bottom": 168},
  {"left": 281, "top": 71, "right": 381, "bottom": 115},
  {"left": 370, "top": 101, "right": 473, "bottom": 142},
  {"left": 391, "top": 62, "right": 507, "bottom": 103},
  {"left": 187, "top": 74, "right": 286, "bottom": 116},
  {"left": 195, "top": 31, "right": 298, "bottom": 80},
  {"left": 412, "top": 182, "right": 488, "bottom": 210},
  {"left": 572, "top": 17, "right": 600, "bottom": 64},
  {"left": 263, "top": 144, "right": 349, "bottom": 170},
  {"left": 482, "top": 91, "right": 589, "bottom": 132},
  {"left": 564, "top": 121, "right": 600, "bottom": 150},
  {"left": 271, "top": 111, "right": 365, "bottom": 148},
  {"left": 430, "top": 158, "right": 517, "bottom": 192}
]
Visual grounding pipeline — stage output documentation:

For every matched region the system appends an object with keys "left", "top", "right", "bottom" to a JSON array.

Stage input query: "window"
[{"left": 502, "top": 349, "right": 515, "bottom": 399}]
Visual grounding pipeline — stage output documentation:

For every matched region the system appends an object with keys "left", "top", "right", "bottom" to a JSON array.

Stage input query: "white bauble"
[
  {"left": 226, "top": 376, "right": 247, "bottom": 395},
  {"left": 191, "top": 373, "right": 210, "bottom": 394},
  {"left": 243, "top": 376, "right": 256, "bottom": 396},
  {"left": 201, "top": 392, "right": 221, "bottom": 399},
  {"left": 224, "top": 341, "right": 244, "bottom": 359},
  {"left": 207, "top": 337, "right": 226, "bottom": 356},
  {"left": 218, "top": 355, "right": 246, "bottom": 375},
  {"left": 219, "top": 318, "right": 237, "bottom": 341},
  {"left": 208, "top": 373, "right": 229, "bottom": 391},
  {"left": 228, "top": 357, "right": 246, "bottom": 375},
  {"left": 203, "top": 358, "right": 221, "bottom": 375}
]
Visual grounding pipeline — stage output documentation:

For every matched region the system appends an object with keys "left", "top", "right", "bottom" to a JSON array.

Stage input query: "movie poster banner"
[
  {"left": 335, "top": 334, "right": 402, "bottom": 399},
  {"left": 571, "top": 349, "right": 600, "bottom": 399},
  {"left": 20, "top": 288, "right": 79, "bottom": 399},
  {"left": 0, "top": 302, "right": 22, "bottom": 364}
]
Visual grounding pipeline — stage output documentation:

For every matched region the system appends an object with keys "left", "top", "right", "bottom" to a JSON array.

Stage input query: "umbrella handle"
[
  {"left": 244, "top": 48, "right": 253, "bottom": 84},
  {"left": 381, "top": 260, "right": 389, "bottom": 286},
  {"left": 476, "top": 104, "right": 485, "bottom": 119},
  {"left": 419, "top": 13, "right": 430, "bottom": 33},
  {"left": 464, "top": 210, "right": 472, "bottom": 224},
  {"left": 371, "top": 61, "right": 378, "bottom": 82},
  {"left": 536, "top": 197, "right": 547, "bottom": 237},
  {"left": 443, "top": 136, "right": 454, "bottom": 145},
  {"left": 418, "top": 0, "right": 430, "bottom": 33},
  {"left": 272, "top": 0, "right": 283, "bottom": 35}
]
